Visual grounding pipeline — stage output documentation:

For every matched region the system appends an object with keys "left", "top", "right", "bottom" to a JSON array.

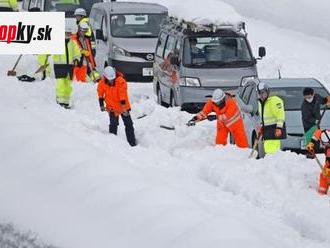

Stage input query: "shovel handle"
[{"left": 11, "top": 55, "right": 23, "bottom": 71}]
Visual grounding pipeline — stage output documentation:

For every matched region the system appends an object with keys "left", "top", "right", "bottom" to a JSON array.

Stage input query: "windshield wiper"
[{"left": 223, "top": 60, "right": 254, "bottom": 65}]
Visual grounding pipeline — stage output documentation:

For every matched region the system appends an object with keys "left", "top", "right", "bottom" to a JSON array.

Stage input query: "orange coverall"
[
  {"left": 196, "top": 97, "right": 248, "bottom": 148},
  {"left": 310, "top": 129, "right": 330, "bottom": 195},
  {"left": 72, "top": 34, "right": 96, "bottom": 82}
]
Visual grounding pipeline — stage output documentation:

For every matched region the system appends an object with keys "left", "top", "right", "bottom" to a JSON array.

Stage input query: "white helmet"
[
  {"left": 79, "top": 22, "right": 89, "bottom": 32},
  {"left": 103, "top": 66, "right": 116, "bottom": 81},
  {"left": 212, "top": 89, "right": 225, "bottom": 103},
  {"left": 74, "top": 8, "right": 87, "bottom": 17},
  {"left": 257, "top": 82, "right": 269, "bottom": 93}
]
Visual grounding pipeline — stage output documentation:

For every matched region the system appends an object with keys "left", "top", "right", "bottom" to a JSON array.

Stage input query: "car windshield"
[
  {"left": 183, "top": 36, "right": 253, "bottom": 68},
  {"left": 44, "top": 0, "right": 101, "bottom": 17},
  {"left": 110, "top": 14, "right": 167, "bottom": 38},
  {"left": 270, "top": 87, "right": 329, "bottom": 111}
]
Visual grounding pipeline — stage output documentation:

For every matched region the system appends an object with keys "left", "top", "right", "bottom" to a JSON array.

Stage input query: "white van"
[
  {"left": 89, "top": 1, "right": 168, "bottom": 81},
  {"left": 21, "top": 0, "right": 102, "bottom": 31}
]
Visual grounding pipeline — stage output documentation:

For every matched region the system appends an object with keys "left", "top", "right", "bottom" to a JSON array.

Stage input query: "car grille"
[{"left": 130, "top": 52, "right": 154, "bottom": 62}]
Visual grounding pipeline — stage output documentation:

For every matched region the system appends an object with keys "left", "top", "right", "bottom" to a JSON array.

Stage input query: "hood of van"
[
  {"left": 183, "top": 67, "right": 257, "bottom": 87},
  {"left": 111, "top": 37, "right": 158, "bottom": 53}
]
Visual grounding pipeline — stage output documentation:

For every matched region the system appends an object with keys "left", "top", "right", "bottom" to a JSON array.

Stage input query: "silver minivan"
[
  {"left": 153, "top": 18, "right": 266, "bottom": 111},
  {"left": 236, "top": 78, "right": 330, "bottom": 151},
  {"left": 21, "top": 0, "right": 102, "bottom": 31},
  {"left": 89, "top": 1, "right": 168, "bottom": 81}
]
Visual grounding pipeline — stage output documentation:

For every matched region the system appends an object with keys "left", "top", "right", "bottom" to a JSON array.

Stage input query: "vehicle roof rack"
[{"left": 162, "top": 16, "right": 247, "bottom": 35}]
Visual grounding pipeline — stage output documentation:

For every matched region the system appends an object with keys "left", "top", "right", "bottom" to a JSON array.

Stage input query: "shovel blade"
[
  {"left": 7, "top": 70, "right": 17, "bottom": 76},
  {"left": 248, "top": 149, "right": 259, "bottom": 159}
]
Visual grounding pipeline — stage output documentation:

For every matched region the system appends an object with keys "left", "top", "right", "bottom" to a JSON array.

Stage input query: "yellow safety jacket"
[
  {"left": 53, "top": 37, "right": 81, "bottom": 78},
  {"left": 0, "top": 0, "right": 18, "bottom": 10},
  {"left": 259, "top": 96, "right": 285, "bottom": 130}
]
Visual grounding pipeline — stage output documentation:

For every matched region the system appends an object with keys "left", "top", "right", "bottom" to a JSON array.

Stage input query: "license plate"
[{"left": 142, "top": 68, "right": 153, "bottom": 76}]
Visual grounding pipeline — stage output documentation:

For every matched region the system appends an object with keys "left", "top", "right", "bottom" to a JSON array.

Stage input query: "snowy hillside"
[{"left": 1, "top": 1, "right": 330, "bottom": 248}]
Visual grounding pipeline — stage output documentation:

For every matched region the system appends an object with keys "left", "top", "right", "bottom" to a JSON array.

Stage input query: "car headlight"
[
  {"left": 241, "top": 76, "right": 258, "bottom": 86},
  {"left": 113, "top": 45, "right": 131, "bottom": 57},
  {"left": 179, "top": 77, "right": 201, "bottom": 87}
]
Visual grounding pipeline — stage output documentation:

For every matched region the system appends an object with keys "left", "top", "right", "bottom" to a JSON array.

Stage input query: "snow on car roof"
[
  {"left": 94, "top": 2, "right": 168, "bottom": 14},
  {"left": 260, "top": 78, "right": 323, "bottom": 88}
]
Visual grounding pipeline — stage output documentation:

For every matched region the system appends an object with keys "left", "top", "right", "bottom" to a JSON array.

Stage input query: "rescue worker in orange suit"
[
  {"left": 73, "top": 22, "right": 99, "bottom": 82},
  {"left": 307, "top": 129, "right": 330, "bottom": 195},
  {"left": 189, "top": 89, "right": 249, "bottom": 147},
  {"left": 97, "top": 66, "right": 137, "bottom": 147}
]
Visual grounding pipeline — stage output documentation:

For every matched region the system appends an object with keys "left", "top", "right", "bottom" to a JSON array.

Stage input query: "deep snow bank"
[{"left": 0, "top": 62, "right": 330, "bottom": 247}]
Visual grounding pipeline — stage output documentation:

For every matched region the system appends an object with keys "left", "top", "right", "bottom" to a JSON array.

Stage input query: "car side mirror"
[
  {"left": 29, "top": 7, "right": 41, "bottom": 12},
  {"left": 258, "top": 47, "right": 266, "bottom": 58},
  {"left": 96, "top": 29, "right": 106, "bottom": 41},
  {"left": 170, "top": 55, "right": 179, "bottom": 65}
]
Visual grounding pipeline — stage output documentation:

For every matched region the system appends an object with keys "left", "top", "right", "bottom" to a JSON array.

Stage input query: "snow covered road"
[{"left": 0, "top": 75, "right": 330, "bottom": 248}]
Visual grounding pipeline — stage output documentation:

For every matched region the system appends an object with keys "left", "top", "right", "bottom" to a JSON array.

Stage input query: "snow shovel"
[
  {"left": 34, "top": 55, "right": 50, "bottom": 75},
  {"left": 249, "top": 134, "right": 262, "bottom": 159},
  {"left": 17, "top": 55, "right": 50, "bottom": 82},
  {"left": 7, "top": 55, "right": 23, "bottom": 76},
  {"left": 159, "top": 115, "right": 216, "bottom": 131},
  {"left": 305, "top": 108, "right": 327, "bottom": 144}
]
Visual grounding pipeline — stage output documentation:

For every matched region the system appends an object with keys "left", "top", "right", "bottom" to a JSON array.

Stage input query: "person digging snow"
[
  {"left": 189, "top": 89, "right": 248, "bottom": 148},
  {"left": 257, "top": 82, "right": 286, "bottom": 155},
  {"left": 97, "top": 66, "right": 137, "bottom": 147},
  {"left": 301, "top": 87, "right": 330, "bottom": 144},
  {"left": 306, "top": 129, "right": 330, "bottom": 195}
]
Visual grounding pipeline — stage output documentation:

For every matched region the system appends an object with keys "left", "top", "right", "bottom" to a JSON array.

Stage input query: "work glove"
[
  {"left": 306, "top": 142, "right": 315, "bottom": 155},
  {"left": 322, "top": 168, "right": 330, "bottom": 177},
  {"left": 275, "top": 128, "right": 282, "bottom": 137},
  {"left": 81, "top": 49, "right": 91, "bottom": 57},
  {"left": 327, "top": 96, "right": 330, "bottom": 105},
  {"left": 207, "top": 115, "right": 217, "bottom": 121},
  {"left": 187, "top": 116, "right": 198, "bottom": 126}
]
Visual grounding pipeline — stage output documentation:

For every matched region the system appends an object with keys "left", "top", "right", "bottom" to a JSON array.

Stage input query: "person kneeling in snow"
[
  {"left": 189, "top": 89, "right": 248, "bottom": 148},
  {"left": 307, "top": 129, "right": 330, "bottom": 195},
  {"left": 97, "top": 66, "right": 137, "bottom": 147}
]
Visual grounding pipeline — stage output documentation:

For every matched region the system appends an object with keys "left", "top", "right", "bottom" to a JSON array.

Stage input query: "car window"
[
  {"left": 93, "top": 9, "right": 103, "bottom": 31},
  {"left": 270, "top": 87, "right": 329, "bottom": 110},
  {"left": 22, "top": 0, "right": 30, "bottom": 10},
  {"left": 242, "top": 84, "right": 254, "bottom": 104},
  {"left": 164, "top": 36, "right": 176, "bottom": 59},
  {"left": 89, "top": 8, "right": 98, "bottom": 26},
  {"left": 29, "top": 0, "right": 42, "bottom": 9},
  {"left": 156, "top": 32, "right": 168, "bottom": 58}
]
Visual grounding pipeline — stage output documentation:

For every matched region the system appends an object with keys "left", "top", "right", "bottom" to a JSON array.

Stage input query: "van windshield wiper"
[{"left": 223, "top": 60, "right": 255, "bottom": 66}]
